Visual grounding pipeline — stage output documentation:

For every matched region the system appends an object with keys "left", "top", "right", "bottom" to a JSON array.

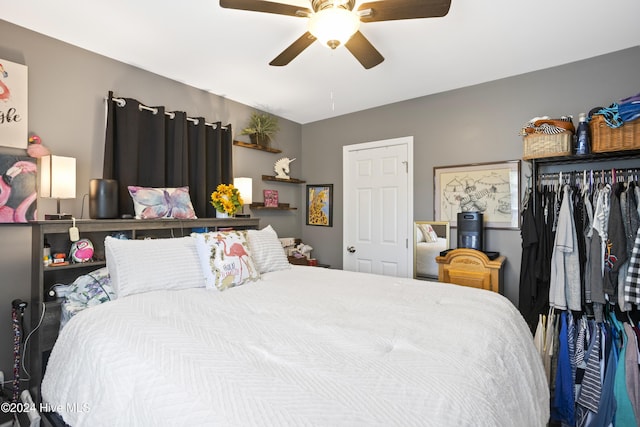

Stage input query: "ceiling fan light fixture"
[{"left": 308, "top": 7, "right": 360, "bottom": 49}]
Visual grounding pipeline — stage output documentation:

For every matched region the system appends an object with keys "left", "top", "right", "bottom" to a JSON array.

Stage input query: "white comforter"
[{"left": 42, "top": 266, "right": 548, "bottom": 426}]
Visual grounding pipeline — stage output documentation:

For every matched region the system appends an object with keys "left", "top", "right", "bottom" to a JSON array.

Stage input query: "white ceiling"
[{"left": 3, "top": 0, "right": 640, "bottom": 124}]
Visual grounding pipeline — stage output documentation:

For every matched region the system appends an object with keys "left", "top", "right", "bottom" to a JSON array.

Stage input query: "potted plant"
[{"left": 240, "top": 112, "right": 280, "bottom": 147}]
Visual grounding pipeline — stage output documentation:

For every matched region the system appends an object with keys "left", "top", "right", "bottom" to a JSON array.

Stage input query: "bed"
[
  {"left": 414, "top": 221, "right": 450, "bottom": 279},
  {"left": 41, "top": 226, "right": 548, "bottom": 426}
]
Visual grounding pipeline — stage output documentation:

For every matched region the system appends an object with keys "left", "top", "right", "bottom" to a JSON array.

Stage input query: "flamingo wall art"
[
  {"left": 0, "top": 155, "right": 37, "bottom": 222},
  {"left": 0, "top": 58, "right": 28, "bottom": 149}
]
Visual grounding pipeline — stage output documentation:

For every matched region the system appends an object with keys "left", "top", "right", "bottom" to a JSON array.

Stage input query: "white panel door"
[{"left": 343, "top": 137, "right": 412, "bottom": 277}]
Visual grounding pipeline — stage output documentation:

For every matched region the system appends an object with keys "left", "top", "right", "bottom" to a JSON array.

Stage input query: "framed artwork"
[
  {"left": 0, "top": 59, "right": 28, "bottom": 149},
  {"left": 263, "top": 189, "right": 279, "bottom": 208},
  {"left": 306, "top": 184, "right": 333, "bottom": 227},
  {"left": 0, "top": 155, "right": 37, "bottom": 223},
  {"left": 434, "top": 160, "right": 520, "bottom": 229}
]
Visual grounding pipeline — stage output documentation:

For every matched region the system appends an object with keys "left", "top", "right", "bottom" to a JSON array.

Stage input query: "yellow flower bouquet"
[{"left": 211, "top": 184, "right": 243, "bottom": 216}]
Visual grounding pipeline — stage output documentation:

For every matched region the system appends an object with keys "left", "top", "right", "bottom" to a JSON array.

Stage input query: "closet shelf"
[
  {"left": 233, "top": 140, "right": 282, "bottom": 154},
  {"left": 527, "top": 149, "right": 640, "bottom": 165}
]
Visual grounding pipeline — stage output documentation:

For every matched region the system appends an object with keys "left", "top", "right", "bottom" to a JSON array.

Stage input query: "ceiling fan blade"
[
  {"left": 344, "top": 31, "right": 384, "bottom": 69},
  {"left": 270, "top": 32, "right": 317, "bottom": 66},
  {"left": 358, "top": 0, "right": 451, "bottom": 22},
  {"left": 220, "top": 0, "right": 311, "bottom": 17}
]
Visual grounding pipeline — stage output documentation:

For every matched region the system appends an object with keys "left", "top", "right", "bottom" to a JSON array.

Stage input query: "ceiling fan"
[{"left": 219, "top": 0, "right": 451, "bottom": 69}]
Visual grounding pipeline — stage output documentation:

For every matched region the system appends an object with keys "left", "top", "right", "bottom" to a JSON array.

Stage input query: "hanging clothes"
[
  {"left": 551, "top": 312, "right": 576, "bottom": 425},
  {"left": 523, "top": 165, "right": 640, "bottom": 427},
  {"left": 520, "top": 191, "right": 544, "bottom": 331},
  {"left": 549, "top": 185, "right": 582, "bottom": 311},
  {"left": 625, "top": 227, "right": 640, "bottom": 305},
  {"left": 606, "top": 183, "right": 629, "bottom": 297}
]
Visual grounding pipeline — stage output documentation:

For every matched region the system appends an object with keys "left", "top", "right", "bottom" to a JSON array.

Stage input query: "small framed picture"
[
  {"left": 263, "top": 189, "right": 279, "bottom": 208},
  {"left": 306, "top": 184, "right": 333, "bottom": 227}
]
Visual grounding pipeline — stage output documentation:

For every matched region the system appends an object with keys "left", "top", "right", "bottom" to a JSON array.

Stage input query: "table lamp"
[
  {"left": 40, "top": 155, "right": 76, "bottom": 220},
  {"left": 233, "top": 177, "right": 252, "bottom": 218}
]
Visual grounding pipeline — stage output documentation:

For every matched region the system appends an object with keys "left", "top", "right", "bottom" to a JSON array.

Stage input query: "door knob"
[{"left": 347, "top": 246, "right": 356, "bottom": 253}]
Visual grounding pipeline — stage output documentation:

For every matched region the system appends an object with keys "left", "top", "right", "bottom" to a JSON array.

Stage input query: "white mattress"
[
  {"left": 42, "top": 266, "right": 548, "bottom": 426},
  {"left": 416, "top": 238, "right": 447, "bottom": 277}
]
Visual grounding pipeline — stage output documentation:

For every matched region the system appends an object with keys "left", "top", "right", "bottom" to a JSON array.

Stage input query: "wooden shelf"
[
  {"left": 250, "top": 202, "right": 297, "bottom": 211},
  {"left": 44, "top": 260, "right": 107, "bottom": 271},
  {"left": 261, "top": 175, "right": 306, "bottom": 184},
  {"left": 233, "top": 140, "right": 282, "bottom": 154}
]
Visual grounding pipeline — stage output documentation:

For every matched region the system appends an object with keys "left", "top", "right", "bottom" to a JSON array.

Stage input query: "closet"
[{"left": 520, "top": 149, "right": 640, "bottom": 427}]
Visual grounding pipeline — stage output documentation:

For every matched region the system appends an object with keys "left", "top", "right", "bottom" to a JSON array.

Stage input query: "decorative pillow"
[
  {"left": 192, "top": 231, "right": 260, "bottom": 291},
  {"left": 105, "top": 236, "right": 205, "bottom": 298},
  {"left": 61, "top": 267, "right": 115, "bottom": 328},
  {"left": 416, "top": 226, "right": 426, "bottom": 243},
  {"left": 128, "top": 186, "right": 197, "bottom": 219},
  {"left": 246, "top": 225, "right": 291, "bottom": 273},
  {"left": 426, "top": 224, "right": 439, "bottom": 241},
  {"left": 418, "top": 224, "right": 438, "bottom": 243}
]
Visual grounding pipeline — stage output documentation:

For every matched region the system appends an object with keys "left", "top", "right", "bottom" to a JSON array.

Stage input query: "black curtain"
[{"left": 103, "top": 91, "right": 233, "bottom": 218}]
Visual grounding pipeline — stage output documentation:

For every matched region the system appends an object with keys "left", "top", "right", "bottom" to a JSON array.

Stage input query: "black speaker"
[
  {"left": 457, "top": 211, "right": 483, "bottom": 251},
  {"left": 89, "top": 179, "right": 118, "bottom": 219}
]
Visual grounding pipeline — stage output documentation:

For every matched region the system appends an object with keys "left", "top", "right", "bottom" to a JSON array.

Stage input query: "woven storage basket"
[
  {"left": 590, "top": 115, "right": 640, "bottom": 153},
  {"left": 523, "top": 131, "right": 572, "bottom": 160}
]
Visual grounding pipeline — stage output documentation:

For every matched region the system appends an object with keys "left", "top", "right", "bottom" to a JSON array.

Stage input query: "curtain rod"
[{"left": 110, "top": 96, "right": 226, "bottom": 130}]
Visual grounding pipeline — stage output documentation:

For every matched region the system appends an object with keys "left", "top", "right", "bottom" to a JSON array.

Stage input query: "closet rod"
[
  {"left": 539, "top": 168, "right": 638, "bottom": 179},
  {"left": 109, "top": 96, "right": 226, "bottom": 129},
  {"left": 538, "top": 168, "right": 639, "bottom": 186}
]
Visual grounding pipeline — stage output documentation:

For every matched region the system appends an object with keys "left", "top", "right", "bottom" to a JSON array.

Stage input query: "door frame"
[{"left": 342, "top": 136, "right": 414, "bottom": 276}]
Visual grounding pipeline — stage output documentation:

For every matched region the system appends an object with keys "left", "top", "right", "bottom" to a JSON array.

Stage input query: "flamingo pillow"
[{"left": 192, "top": 231, "right": 260, "bottom": 291}]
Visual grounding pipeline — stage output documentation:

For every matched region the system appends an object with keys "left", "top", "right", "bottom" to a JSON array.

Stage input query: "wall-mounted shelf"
[
  {"left": 250, "top": 202, "right": 297, "bottom": 211},
  {"left": 262, "top": 175, "right": 306, "bottom": 184},
  {"left": 233, "top": 140, "right": 282, "bottom": 154}
]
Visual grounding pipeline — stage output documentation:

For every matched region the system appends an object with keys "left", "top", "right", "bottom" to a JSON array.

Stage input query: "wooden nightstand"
[{"left": 435, "top": 248, "right": 506, "bottom": 293}]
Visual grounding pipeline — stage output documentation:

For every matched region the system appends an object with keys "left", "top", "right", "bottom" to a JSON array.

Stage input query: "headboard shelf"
[{"left": 29, "top": 217, "right": 260, "bottom": 405}]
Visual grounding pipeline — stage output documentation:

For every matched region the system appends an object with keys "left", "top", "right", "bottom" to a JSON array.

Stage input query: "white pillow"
[
  {"left": 418, "top": 224, "right": 438, "bottom": 243},
  {"left": 416, "top": 226, "right": 426, "bottom": 243},
  {"left": 104, "top": 236, "right": 205, "bottom": 298},
  {"left": 246, "top": 225, "right": 291, "bottom": 273},
  {"left": 426, "top": 224, "right": 439, "bottom": 241},
  {"left": 192, "top": 231, "right": 261, "bottom": 291}
]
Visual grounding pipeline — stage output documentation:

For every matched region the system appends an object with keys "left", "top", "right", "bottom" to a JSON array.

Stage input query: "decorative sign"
[
  {"left": 0, "top": 59, "right": 28, "bottom": 149},
  {"left": 263, "top": 189, "right": 279, "bottom": 207}
]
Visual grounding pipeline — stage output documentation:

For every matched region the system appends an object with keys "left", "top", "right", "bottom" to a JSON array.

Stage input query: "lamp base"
[{"left": 45, "top": 214, "right": 73, "bottom": 220}]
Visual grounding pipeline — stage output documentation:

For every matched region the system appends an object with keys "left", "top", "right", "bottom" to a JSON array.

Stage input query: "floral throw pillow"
[
  {"left": 192, "top": 231, "right": 260, "bottom": 291},
  {"left": 128, "top": 186, "right": 197, "bottom": 219},
  {"left": 61, "top": 267, "right": 115, "bottom": 328}
]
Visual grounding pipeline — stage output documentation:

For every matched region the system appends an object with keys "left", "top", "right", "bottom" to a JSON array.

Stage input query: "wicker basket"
[
  {"left": 590, "top": 115, "right": 640, "bottom": 153},
  {"left": 523, "top": 131, "right": 572, "bottom": 160}
]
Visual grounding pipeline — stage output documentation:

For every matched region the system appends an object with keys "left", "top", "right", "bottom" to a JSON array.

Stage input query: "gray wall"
[
  {"left": 0, "top": 19, "right": 304, "bottom": 380},
  {"left": 301, "top": 46, "right": 640, "bottom": 305}
]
